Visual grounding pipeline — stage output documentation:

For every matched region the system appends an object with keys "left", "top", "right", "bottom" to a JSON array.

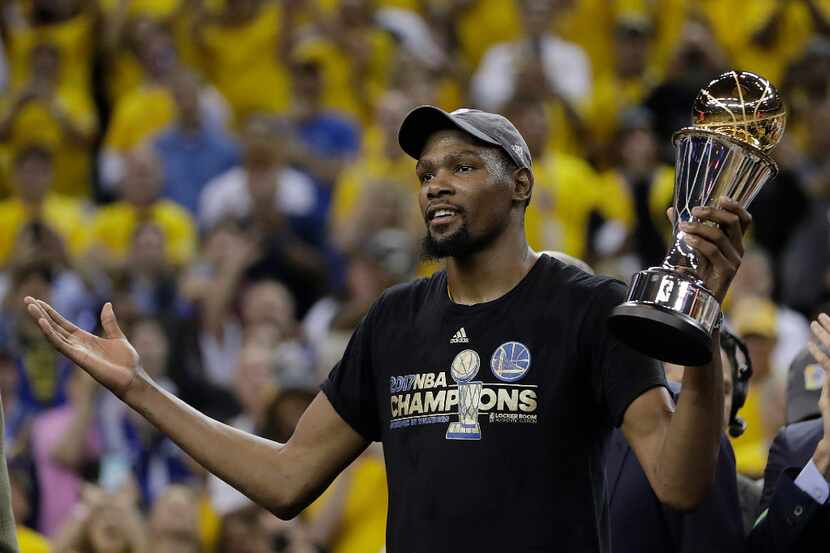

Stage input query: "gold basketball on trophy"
[{"left": 692, "top": 71, "right": 786, "bottom": 151}]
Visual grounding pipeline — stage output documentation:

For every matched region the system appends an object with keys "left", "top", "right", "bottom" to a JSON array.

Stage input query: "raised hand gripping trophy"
[{"left": 608, "top": 71, "right": 786, "bottom": 366}]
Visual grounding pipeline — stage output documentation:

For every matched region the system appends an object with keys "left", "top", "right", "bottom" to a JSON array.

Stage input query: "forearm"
[
  {"left": 124, "top": 373, "right": 301, "bottom": 516},
  {"left": 657, "top": 356, "right": 724, "bottom": 509}
]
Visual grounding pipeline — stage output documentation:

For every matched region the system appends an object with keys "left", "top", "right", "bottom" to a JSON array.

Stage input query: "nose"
[{"left": 425, "top": 169, "right": 455, "bottom": 200}]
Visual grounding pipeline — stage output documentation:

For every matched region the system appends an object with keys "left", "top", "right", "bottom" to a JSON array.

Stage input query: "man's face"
[{"left": 416, "top": 130, "right": 514, "bottom": 259}]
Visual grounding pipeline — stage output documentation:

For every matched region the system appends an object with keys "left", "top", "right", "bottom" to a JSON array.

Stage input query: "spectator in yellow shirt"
[
  {"left": 504, "top": 98, "right": 604, "bottom": 262},
  {"left": 2, "top": 0, "right": 97, "bottom": 107},
  {"left": 192, "top": 0, "right": 294, "bottom": 125},
  {"left": 594, "top": 108, "right": 674, "bottom": 280},
  {"left": 100, "top": 18, "right": 230, "bottom": 192},
  {"left": 0, "top": 42, "right": 97, "bottom": 198},
  {"left": 295, "top": 0, "right": 397, "bottom": 123},
  {"left": 88, "top": 147, "right": 197, "bottom": 270},
  {"left": 587, "top": 15, "right": 659, "bottom": 165},
  {"left": 0, "top": 143, "right": 90, "bottom": 268},
  {"left": 330, "top": 92, "right": 420, "bottom": 253}
]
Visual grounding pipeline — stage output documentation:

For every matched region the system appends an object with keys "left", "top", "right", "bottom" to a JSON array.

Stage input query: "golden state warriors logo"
[
  {"left": 451, "top": 349, "right": 480, "bottom": 383},
  {"left": 491, "top": 342, "right": 531, "bottom": 382}
]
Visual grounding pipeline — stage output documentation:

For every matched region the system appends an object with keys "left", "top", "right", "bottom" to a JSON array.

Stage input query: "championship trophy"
[
  {"left": 447, "top": 349, "right": 482, "bottom": 440},
  {"left": 608, "top": 71, "right": 786, "bottom": 366}
]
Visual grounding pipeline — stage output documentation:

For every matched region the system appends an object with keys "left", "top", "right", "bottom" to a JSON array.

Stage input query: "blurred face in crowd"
[
  {"left": 241, "top": 280, "right": 296, "bottom": 335},
  {"left": 130, "top": 319, "right": 169, "bottom": 381},
  {"left": 218, "top": 509, "right": 272, "bottom": 553},
  {"left": 730, "top": 249, "right": 774, "bottom": 300},
  {"left": 291, "top": 61, "right": 323, "bottom": 112},
  {"left": 506, "top": 101, "right": 549, "bottom": 158},
  {"left": 87, "top": 505, "right": 132, "bottom": 553},
  {"left": 417, "top": 130, "right": 520, "bottom": 259},
  {"left": 172, "top": 73, "right": 202, "bottom": 129},
  {"left": 122, "top": 148, "right": 163, "bottom": 208},
  {"left": 13, "top": 147, "right": 54, "bottom": 203},
  {"left": 263, "top": 390, "right": 315, "bottom": 443},
  {"left": 150, "top": 486, "right": 201, "bottom": 553},
  {"left": 806, "top": 101, "right": 830, "bottom": 158},
  {"left": 618, "top": 126, "right": 658, "bottom": 171},
  {"left": 234, "top": 345, "right": 277, "bottom": 418},
  {"left": 517, "top": 0, "right": 568, "bottom": 36},
  {"left": 376, "top": 92, "right": 411, "bottom": 144},
  {"left": 340, "top": 0, "right": 374, "bottom": 27},
  {"left": 12, "top": 268, "right": 52, "bottom": 335},
  {"left": 30, "top": 43, "right": 61, "bottom": 83},
  {"left": 744, "top": 335, "right": 775, "bottom": 381},
  {"left": 615, "top": 25, "right": 650, "bottom": 78},
  {"left": 242, "top": 117, "right": 284, "bottom": 171},
  {"left": 130, "top": 223, "right": 168, "bottom": 274},
  {"left": 132, "top": 19, "right": 176, "bottom": 78}
]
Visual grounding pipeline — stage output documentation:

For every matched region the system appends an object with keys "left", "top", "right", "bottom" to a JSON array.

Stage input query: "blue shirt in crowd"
[{"left": 154, "top": 124, "right": 240, "bottom": 215}]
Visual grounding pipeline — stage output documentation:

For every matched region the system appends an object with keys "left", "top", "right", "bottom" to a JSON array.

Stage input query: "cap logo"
[{"left": 511, "top": 144, "right": 524, "bottom": 158}]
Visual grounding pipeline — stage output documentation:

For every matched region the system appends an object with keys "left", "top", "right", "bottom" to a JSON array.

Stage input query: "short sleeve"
[
  {"left": 320, "top": 302, "right": 381, "bottom": 442},
  {"left": 581, "top": 279, "right": 668, "bottom": 427}
]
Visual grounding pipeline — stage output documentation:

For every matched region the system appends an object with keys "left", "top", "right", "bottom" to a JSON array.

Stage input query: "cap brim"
[{"left": 398, "top": 105, "right": 499, "bottom": 161}]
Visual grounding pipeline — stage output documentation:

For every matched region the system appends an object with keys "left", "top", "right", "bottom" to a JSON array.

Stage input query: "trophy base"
[
  {"left": 446, "top": 422, "right": 481, "bottom": 440},
  {"left": 608, "top": 268, "right": 721, "bottom": 366}
]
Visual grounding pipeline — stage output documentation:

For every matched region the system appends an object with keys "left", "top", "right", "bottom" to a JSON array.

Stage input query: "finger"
[
  {"left": 681, "top": 222, "right": 741, "bottom": 265},
  {"left": 690, "top": 205, "right": 744, "bottom": 256},
  {"left": 684, "top": 234, "right": 735, "bottom": 275},
  {"left": 27, "top": 303, "right": 72, "bottom": 342},
  {"left": 101, "top": 303, "right": 126, "bottom": 340},
  {"left": 716, "top": 196, "right": 752, "bottom": 234},
  {"left": 667, "top": 207, "right": 677, "bottom": 227},
  {"left": 36, "top": 299, "right": 78, "bottom": 335},
  {"left": 36, "top": 316, "right": 77, "bottom": 358},
  {"left": 807, "top": 341, "right": 829, "bottom": 368},
  {"left": 810, "top": 318, "right": 830, "bottom": 351}
]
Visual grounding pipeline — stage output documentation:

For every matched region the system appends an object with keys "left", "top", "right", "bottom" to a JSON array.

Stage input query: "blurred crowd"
[{"left": 1, "top": 0, "right": 830, "bottom": 552}]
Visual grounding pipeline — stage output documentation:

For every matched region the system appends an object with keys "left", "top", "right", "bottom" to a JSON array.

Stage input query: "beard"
[{"left": 421, "top": 216, "right": 505, "bottom": 261}]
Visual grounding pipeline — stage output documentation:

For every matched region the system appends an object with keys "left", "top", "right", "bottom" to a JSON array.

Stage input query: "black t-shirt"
[{"left": 322, "top": 254, "right": 667, "bottom": 553}]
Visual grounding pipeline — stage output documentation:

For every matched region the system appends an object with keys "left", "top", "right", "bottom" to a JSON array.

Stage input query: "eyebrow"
[{"left": 416, "top": 150, "right": 482, "bottom": 173}]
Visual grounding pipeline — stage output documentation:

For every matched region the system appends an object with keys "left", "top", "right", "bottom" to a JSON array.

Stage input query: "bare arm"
[
  {"left": 622, "top": 355, "right": 724, "bottom": 510},
  {"left": 24, "top": 299, "right": 368, "bottom": 518},
  {"left": 624, "top": 197, "right": 752, "bottom": 510}
]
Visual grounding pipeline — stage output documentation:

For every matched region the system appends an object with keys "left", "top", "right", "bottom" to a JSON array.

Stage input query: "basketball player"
[{"left": 23, "top": 107, "right": 750, "bottom": 553}]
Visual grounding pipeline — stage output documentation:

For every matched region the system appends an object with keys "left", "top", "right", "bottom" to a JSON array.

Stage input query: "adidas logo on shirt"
[{"left": 450, "top": 327, "right": 469, "bottom": 344}]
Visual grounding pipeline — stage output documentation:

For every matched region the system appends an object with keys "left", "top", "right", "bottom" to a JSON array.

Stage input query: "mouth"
[{"left": 427, "top": 205, "right": 462, "bottom": 226}]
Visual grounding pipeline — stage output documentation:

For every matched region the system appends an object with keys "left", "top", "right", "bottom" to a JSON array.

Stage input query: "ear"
[{"left": 512, "top": 167, "right": 533, "bottom": 206}]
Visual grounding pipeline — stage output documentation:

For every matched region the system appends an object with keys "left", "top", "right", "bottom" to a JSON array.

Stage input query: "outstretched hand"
[{"left": 23, "top": 298, "right": 143, "bottom": 398}]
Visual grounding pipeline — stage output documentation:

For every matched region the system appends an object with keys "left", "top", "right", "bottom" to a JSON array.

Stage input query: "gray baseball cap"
[
  {"left": 398, "top": 105, "right": 532, "bottom": 169},
  {"left": 786, "top": 345, "right": 827, "bottom": 424}
]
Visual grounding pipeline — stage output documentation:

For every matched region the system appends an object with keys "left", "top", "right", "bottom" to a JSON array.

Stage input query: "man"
[
  {"left": 607, "top": 329, "right": 751, "bottom": 552},
  {"left": 745, "top": 314, "right": 830, "bottom": 552},
  {"left": 23, "top": 106, "right": 750, "bottom": 552}
]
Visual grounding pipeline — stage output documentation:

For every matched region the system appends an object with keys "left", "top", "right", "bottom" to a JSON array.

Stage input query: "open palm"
[{"left": 24, "top": 297, "right": 141, "bottom": 398}]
